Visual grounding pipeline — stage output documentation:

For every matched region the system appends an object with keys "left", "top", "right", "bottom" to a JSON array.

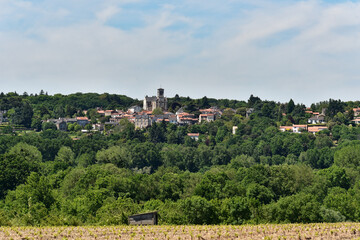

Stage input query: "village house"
[
  {"left": 127, "top": 116, "right": 136, "bottom": 123},
  {"left": 128, "top": 105, "right": 142, "bottom": 114},
  {"left": 308, "top": 126, "right": 328, "bottom": 135},
  {"left": 92, "top": 123, "right": 104, "bottom": 131},
  {"left": 200, "top": 107, "right": 222, "bottom": 117},
  {"left": 305, "top": 110, "right": 320, "bottom": 115},
  {"left": 46, "top": 118, "right": 68, "bottom": 131},
  {"left": 110, "top": 111, "right": 123, "bottom": 118},
  {"left": 279, "top": 126, "right": 293, "bottom": 132},
  {"left": 76, "top": 117, "right": 90, "bottom": 127},
  {"left": 97, "top": 109, "right": 105, "bottom": 115},
  {"left": 280, "top": 124, "right": 326, "bottom": 135},
  {"left": 279, "top": 124, "right": 307, "bottom": 133},
  {"left": 292, "top": 125, "right": 308, "bottom": 133},
  {"left": 135, "top": 115, "right": 152, "bottom": 129},
  {"left": 353, "top": 108, "right": 360, "bottom": 117},
  {"left": 199, "top": 113, "right": 215, "bottom": 123},
  {"left": 308, "top": 115, "right": 325, "bottom": 124},
  {"left": 187, "top": 133, "right": 200, "bottom": 141},
  {"left": 352, "top": 117, "right": 360, "bottom": 124},
  {"left": 64, "top": 118, "right": 77, "bottom": 124},
  {"left": 104, "top": 110, "right": 117, "bottom": 117},
  {"left": 56, "top": 120, "right": 67, "bottom": 131},
  {"left": 177, "top": 112, "right": 198, "bottom": 125},
  {"left": 109, "top": 117, "right": 122, "bottom": 123}
]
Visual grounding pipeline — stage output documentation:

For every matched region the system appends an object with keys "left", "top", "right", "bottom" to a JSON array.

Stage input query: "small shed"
[{"left": 128, "top": 211, "right": 158, "bottom": 225}]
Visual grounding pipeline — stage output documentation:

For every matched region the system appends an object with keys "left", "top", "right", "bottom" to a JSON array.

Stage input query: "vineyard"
[{"left": 0, "top": 223, "right": 360, "bottom": 239}]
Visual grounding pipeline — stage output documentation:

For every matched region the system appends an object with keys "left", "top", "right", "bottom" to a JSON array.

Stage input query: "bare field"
[{"left": 1, "top": 223, "right": 360, "bottom": 240}]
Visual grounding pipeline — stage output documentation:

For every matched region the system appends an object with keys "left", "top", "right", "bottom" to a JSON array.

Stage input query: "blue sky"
[{"left": 1, "top": 0, "right": 360, "bottom": 105}]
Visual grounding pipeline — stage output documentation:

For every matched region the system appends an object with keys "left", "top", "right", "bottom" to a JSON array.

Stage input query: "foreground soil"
[{"left": 1, "top": 223, "right": 360, "bottom": 239}]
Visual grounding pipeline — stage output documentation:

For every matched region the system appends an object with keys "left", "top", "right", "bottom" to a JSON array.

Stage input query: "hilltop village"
[
  {"left": 0, "top": 89, "right": 359, "bottom": 137},
  {"left": 43, "top": 88, "right": 224, "bottom": 133},
  {"left": 27, "top": 89, "right": 360, "bottom": 136},
  {"left": 0, "top": 88, "right": 360, "bottom": 139}
]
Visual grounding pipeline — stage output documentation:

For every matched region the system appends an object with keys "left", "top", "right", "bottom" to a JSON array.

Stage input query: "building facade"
[
  {"left": 143, "top": 88, "right": 168, "bottom": 112},
  {"left": 135, "top": 115, "right": 152, "bottom": 129}
]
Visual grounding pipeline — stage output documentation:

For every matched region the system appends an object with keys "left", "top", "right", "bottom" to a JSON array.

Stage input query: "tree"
[
  {"left": 265, "top": 193, "right": 321, "bottom": 223},
  {"left": 152, "top": 108, "right": 164, "bottom": 115},
  {"left": 180, "top": 196, "right": 219, "bottom": 224},
  {"left": 323, "top": 187, "right": 356, "bottom": 221},
  {"left": 246, "top": 183, "right": 274, "bottom": 204},
  {"left": 0, "top": 143, "right": 42, "bottom": 197},
  {"left": 54, "top": 146, "right": 75, "bottom": 170},
  {"left": 42, "top": 121, "right": 57, "bottom": 131},
  {"left": 222, "top": 108, "right": 235, "bottom": 121},
  {"left": 11, "top": 101, "right": 33, "bottom": 128},
  {"left": 334, "top": 143, "right": 360, "bottom": 168},
  {"left": 326, "top": 99, "right": 345, "bottom": 118},
  {"left": 287, "top": 99, "right": 295, "bottom": 114},
  {"left": 96, "top": 146, "right": 131, "bottom": 168},
  {"left": 220, "top": 197, "right": 251, "bottom": 224},
  {"left": 85, "top": 124, "right": 93, "bottom": 131},
  {"left": 4, "top": 173, "right": 55, "bottom": 225},
  {"left": 149, "top": 123, "right": 166, "bottom": 143},
  {"left": 248, "top": 95, "right": 261, "bottom": 107},
  {"left": 31, "top": 117, "right": 42, "bottom": 131},
  {"left": 199, "top": 96, "right": 210, "bottom": 109}
]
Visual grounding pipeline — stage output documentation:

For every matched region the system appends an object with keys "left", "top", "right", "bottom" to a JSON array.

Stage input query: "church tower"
[
  {"left": 157, "top": 88, "right": 164, "bottom": 98},
  {"left": 143, "top": 88, "right": 168, "bottom": 111}
]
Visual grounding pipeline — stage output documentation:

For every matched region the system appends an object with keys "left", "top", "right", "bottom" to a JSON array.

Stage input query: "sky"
[{"left": 1, "top": 0, "right": 360, "bottom": 105}]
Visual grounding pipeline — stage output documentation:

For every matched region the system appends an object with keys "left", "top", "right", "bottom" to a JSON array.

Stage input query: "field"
[{"left": 0, "top": 223, "right": 360, "bottom": 239}]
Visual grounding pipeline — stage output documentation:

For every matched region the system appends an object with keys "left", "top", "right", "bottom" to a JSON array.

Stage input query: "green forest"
[{"left": 0, "top": 91, "right": 360, "bottom": 226}]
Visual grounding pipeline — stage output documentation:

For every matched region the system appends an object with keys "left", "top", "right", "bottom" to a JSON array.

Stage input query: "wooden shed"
[{"left": 128, "top": 211, "right": 158, "bottom": 225}]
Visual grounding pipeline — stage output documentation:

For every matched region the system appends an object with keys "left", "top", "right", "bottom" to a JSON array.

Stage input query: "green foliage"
[
  {"left": 152, "top": 108, "right": 164, "bottom": 115},
  {"left": 42, "top": 121, "right": 57, "bottom": 131},
  {"left": 0, "top": 92, "right": 359, "bottom": 225},
  {"left": 179, "top": 196, "right": 219, "bottom": 224},
  {"left": 264, "top": 193, "right": 321, "bottom": 223},
  {"left": 334, "top": 143, "right": 360, "bottom": 168},
  {"left": 0, "top": 143, "right": 42, "bottom": 197},
  {"left": 96, "top": 146, "right": 130, "bottom": 168}
]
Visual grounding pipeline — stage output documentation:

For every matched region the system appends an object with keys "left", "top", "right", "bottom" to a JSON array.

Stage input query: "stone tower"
[{"left": 143, "top": 88, "right": 168, "bottom": 112}]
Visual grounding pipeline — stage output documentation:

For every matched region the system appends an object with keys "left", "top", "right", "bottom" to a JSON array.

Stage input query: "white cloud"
[
  {"left": 0, "top": 0, "right": 360, "bottom": 104},
  {"left": 96, "top": 6, "right": 121, "bottom": 23}
]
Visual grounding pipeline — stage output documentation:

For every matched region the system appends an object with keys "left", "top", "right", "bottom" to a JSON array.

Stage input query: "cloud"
[
  {"left": 96, "top": 6, "right": 121, "bottom": 23},
  {"left": 0, "top": 0, "right": 360, "bottom": 105}
]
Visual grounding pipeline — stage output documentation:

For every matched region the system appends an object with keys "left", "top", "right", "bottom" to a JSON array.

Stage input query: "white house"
[
  {"left": 308, "top": 115, "right": 325, "bottom": 124},
  {"left": 187, "top": 133, "right": 199, "bottom": 141},
  {"left": 352, "top": 117, "right": 360, "bottom": 124},
  {"left": 292, "top": 125, "right": 307, "bottom": 133},
  {"left": 128, "top": 105, "right": 142, "bottom": 114}
]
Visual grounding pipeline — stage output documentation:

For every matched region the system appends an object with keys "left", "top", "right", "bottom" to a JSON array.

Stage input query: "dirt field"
[{"left": 0, "top": 223, "right": 360, "bottom": 239}]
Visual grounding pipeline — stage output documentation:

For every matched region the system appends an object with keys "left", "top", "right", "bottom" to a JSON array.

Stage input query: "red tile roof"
[
  {"left": 187, "top": 133, "right": 200, "bottom": 137},
  {"left": 308, "top": 126, "right": 328, "bottom": 133},
  {"left": 76, "top": 117, "right": 89, "bottom": 120},
  {"left": 279, "top": 126, "right": 293, "bottom": 131},
  {"left": 293, "top": 125, "right": 307, "bottom": 128}
]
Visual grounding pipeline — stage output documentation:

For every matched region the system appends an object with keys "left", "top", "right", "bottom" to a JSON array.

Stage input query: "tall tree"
[{"left": 287, "top": 99, "right": 295, "bottom": 114}]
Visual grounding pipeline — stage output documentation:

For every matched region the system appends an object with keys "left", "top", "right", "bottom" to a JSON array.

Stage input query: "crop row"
[{"left": 0, "top": 223, "right": 359, "bottom": 239}]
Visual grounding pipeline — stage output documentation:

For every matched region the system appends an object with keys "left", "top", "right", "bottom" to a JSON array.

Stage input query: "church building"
[{"left": 143, "top": 88, "right": 168, "bottom": 111}]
